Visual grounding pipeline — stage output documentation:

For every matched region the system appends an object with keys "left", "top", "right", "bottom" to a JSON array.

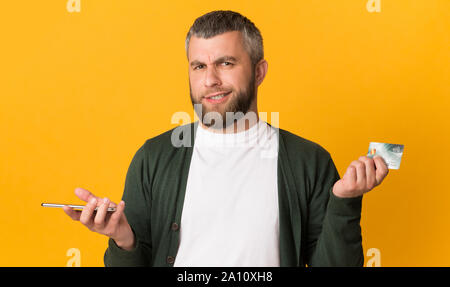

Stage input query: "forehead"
[{"left": 188, "top": 31, "right": 247, "bottom": 62}]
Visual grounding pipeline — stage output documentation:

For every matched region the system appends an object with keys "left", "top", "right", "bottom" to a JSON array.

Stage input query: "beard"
[{"left": 190, "top": 71, "right": 256, "bottom": 130}]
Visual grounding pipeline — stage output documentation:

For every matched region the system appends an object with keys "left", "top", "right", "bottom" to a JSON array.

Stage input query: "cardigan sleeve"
[
  {"left": 305, "top": 153, "right": 364, "bottom": 267},
  {"left": 104, "top": 142, "right": 152, "bottom": 267}
]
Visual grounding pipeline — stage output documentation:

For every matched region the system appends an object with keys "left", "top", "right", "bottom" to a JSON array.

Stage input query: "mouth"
[{"left": 204, "top": 91, "right": 232, "bottom": 104}]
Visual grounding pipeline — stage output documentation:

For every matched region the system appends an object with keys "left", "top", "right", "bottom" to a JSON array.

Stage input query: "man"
[{"left": 63, "top": 10, "right": 389, "bottom": 267}]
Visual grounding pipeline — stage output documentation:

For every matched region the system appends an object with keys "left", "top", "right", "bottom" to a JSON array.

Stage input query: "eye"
[
  {"left": 222, "top": 62, "right": 233, "bottom": 66},
  {"left": 194, "top": 64, "right": 205, "bottom": 70}
]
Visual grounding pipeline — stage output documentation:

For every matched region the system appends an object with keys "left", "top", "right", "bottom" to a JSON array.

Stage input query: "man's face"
[{"left": 188, "top": 31, "right": 256, "bottom": 129}]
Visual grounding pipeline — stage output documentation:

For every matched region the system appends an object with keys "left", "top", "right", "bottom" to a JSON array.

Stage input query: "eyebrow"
[{"left": 190, "top": 56, "right": 238, "bottom": 68}]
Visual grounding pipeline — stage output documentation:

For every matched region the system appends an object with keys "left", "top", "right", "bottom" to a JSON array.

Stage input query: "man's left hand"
[{"left": 332, "top": 155, "right": 389, "bottom": 198}]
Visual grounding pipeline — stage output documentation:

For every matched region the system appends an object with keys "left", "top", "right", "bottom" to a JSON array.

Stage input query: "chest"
[{"left": 182, "top": 146, "right": 279, "bottom": 226}]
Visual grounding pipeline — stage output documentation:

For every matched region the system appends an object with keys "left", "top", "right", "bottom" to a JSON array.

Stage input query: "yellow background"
[{"left": 0, "top": 0, "right": 448, "bottom": 266}]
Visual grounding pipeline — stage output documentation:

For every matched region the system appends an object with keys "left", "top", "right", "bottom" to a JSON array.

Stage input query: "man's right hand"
[{"left": 63, "top": 187, "right": 136, "bottom": 251}]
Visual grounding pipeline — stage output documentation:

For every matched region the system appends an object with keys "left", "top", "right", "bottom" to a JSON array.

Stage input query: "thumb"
[{"left": 75, "top": 187, "right": 99, "bottom": 203}]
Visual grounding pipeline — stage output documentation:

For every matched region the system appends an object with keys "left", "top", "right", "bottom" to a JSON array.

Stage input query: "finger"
[
  {"left": 351, "top": 160, "right": 366, "bottom": 189},
  {"left": 79, "top": 197, "right": 97, "bottom": 229},
  {"left": 343, "top": 165, "right": 357, "bottom": 187},
  {"left": 359, "top": 156, "right": 376, "bottom": 190},
  {"left": 374, "top": 155, "right": 389, "bottom": 184},
  {"left": 108, "top": 200, "right": 125, "bottom": 227},
  {"left": 374, "top": 155, "right": 388, "bottom": 170},
  {"left": 74, "top": 187, "right": 99, "bottom": 203},
  {"left": 63, "top": 205, "right": 81, "bottom": 221},
  {"left": 94, "top": 197, "right": 110, "bottom": 229}
]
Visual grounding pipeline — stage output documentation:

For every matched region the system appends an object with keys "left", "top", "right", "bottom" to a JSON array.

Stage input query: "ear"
[{"left": 255, "top": 59, "right": 268, "bottom": 87}]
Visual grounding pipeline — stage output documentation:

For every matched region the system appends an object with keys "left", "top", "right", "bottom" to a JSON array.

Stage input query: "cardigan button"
[
  {"left": 171, "top": 222, "right": 179, "bottom": 231},
  {"left": 167, "top": 256, "right": 175, "bottom": 264}
]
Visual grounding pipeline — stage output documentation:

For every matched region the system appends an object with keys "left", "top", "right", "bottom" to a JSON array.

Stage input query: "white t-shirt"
[{"left": 173, "top": 120, "right": 280, "bottom": 267}]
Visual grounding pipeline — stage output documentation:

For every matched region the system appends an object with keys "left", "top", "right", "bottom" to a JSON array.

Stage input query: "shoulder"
[
  {"left": 278, "top": 128, "right": 333, "bottom": 165},
  {"left": 142, "top": 122, "right": 195, "bottom": 150},
  {"left": 131, "top": 122, "right": 196, "bottom": 167}
]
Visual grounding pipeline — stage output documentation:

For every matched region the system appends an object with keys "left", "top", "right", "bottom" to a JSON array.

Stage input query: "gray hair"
[{"left": 185, "top": 10, "right": 264, "bottom": 66}]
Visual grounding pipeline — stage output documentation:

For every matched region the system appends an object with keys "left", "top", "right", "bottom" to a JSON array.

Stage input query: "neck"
[{"left": 200, "top": 110, "right": 260, "bottom": 134}]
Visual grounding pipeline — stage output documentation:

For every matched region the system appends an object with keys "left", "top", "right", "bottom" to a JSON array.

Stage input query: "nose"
[{"left": 204, "top": 66, "right": 221, "bottom": 87}]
